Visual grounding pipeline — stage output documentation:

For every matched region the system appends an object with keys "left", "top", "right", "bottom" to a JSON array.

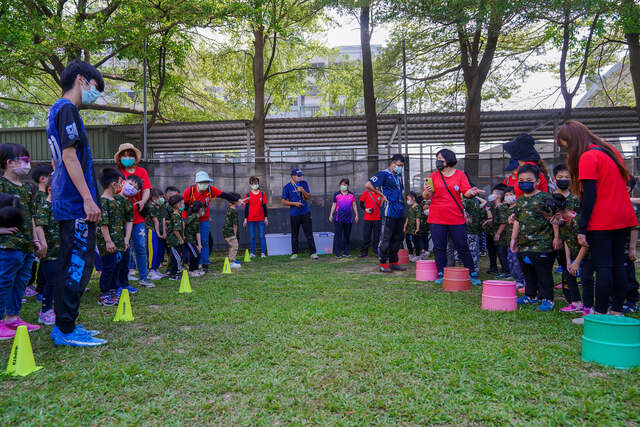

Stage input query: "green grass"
[{"left": 1, "top": 254, "right": 639, "bottom": 425}]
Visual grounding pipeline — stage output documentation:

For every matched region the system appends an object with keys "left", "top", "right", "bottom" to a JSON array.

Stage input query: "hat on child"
[
  {"left": 503, "top": 133, "right": 540, "bottom": 162},
  {"left": 195, "top": 171, "right": 213, "bottom": 183}
]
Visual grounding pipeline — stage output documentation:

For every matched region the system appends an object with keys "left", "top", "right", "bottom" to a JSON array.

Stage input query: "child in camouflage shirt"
[
  {"left": 404, "top": 192, "right": 421, "bottom": 261},
  {"left": 147, "top": 188, "right": 168, "bottom": 280},
  {"left": 25, "top": 164, "right": 52, "bottom": 298},
  {"left": 166, "top": 195, "right": 185, "bottom": 280},
  {"left": 223, "top": 193, "right": 242, "bottom": 268},
  {"left": 184, "top": 201, "right": 204, "bottom": 277},
  {"left": 511, "top": 164, "right": 559, "bottom": 312},
  {"left": 416, "top": 199, "right": 430, "bottom": 259},
  {"left": 495, "top": 187, "right": 525, "bottom": 287},
  {"left": 34, "top": 177, "right": 59, "bottom": 325},
  {"left": 463, "top": 194, "right": 487, "bottom": 274},
  {"left": 0, "top": 143, "right": 46, "bottom": 339},
  {"left": 97, "top": 167, "right": 133, "bottom": 306}
]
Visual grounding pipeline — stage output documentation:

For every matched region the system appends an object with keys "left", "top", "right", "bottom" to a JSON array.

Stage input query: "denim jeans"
[
  {"left": 0, "top": 249, "right": 35, "bottom": 318},
  {"left": 248, "top": 220, "right": 266, "bottom": 255},
  {"left": 128, "top": 223, "right": 148, "bottom": 280},
  {"left": 149, "top": 229, "right": 166, "bottom": 270},
  {"left": 200, "top": 219, "right": 210, "bottom": 265}
]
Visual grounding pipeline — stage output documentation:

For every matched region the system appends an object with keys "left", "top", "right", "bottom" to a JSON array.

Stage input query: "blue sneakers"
[
  {"left": 434, "top": 273, "right": 444, "bottom": 285},
  {"left": 117, "top": 286, "right": 138, "bottom": 295},
  {"left": 75, "top": 324, "right": 100, "bottom": 337},
  {"left": 517, "top": 295, "right": 539, "bottom": 305},
  {"left": 51, "top": 325, "right": 107, "bottom": 347},
  {"left": 470, "top": 273, "right": 481, "bottom": 286},
  {"left": 536, "top": 300, "right": 555, "bottom": 312}
]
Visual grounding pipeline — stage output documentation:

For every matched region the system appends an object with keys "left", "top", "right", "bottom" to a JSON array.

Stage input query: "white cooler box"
[{"left": 265, "top": 232, "right": 334, "bottom": 256}]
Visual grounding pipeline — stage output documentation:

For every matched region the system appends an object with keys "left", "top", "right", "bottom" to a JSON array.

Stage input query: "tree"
[{"left": 620, "top": 0, "right": 640, "bottom": 120}]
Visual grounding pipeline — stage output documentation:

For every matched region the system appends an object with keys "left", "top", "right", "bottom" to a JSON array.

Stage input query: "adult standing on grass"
[
  {"left": 365, "top": 154, "right": 407, "bottom": 273},
  {"left": 557, "top": 121, "right": 637, "bottom": 316},
  {"left": 422, "top": 149, "right": 482, "bottom": 285},
  {"left": 183, "top": 171, "right": 241, "bottom": 272},
  {"left": 114, "top": 143, "right": 154, "bottom": 288},
  {"left": 282, "top": 168, "right": 318, "bottom": 260},
  {"left": 46, "top": 60, "right": 106, "bottom": 347}
]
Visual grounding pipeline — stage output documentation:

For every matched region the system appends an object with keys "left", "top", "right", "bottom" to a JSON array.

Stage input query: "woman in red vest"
[{"left": 557, "top": 121, "right": 637, "bottom": 315}]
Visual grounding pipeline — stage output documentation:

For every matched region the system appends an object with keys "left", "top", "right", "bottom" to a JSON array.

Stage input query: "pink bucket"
[
  {"left": 481, "top": 280, "right": 517, "bottom": 311},
  {"left": 397, "top": 249, "right": 410, "bottom": 265},
  {"left": 416, "top": 260, "right": 437, "bottom": 281}
]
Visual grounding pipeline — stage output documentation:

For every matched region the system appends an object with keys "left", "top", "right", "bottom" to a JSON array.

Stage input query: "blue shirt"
[
  {"left": 46, "top": 98, "right": 99, "bottom": 221},
  {"left": 369, "top": 168, "right": 404, "bottom": 218},
  {"left": 282, "top": 180, "right": 311, "bottom": 216}
]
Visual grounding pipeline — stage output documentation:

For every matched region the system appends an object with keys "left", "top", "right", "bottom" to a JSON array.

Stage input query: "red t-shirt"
[
  {"left": 360, "top": 190, "right": 382, "bottom": 221},
  {"left": 503, "top": 175, "right": 517, "bottom": 187},
  {"left": 245, "top": 190, "right": 268, "bottom": 222},
  {"left": 427, "top": 169, "right": 471, "bottom": 225},
  {"left": 121, "top": 166, "right": 152, "bottom": 225},
  {"left": 182, "top": 185, "right": 223, "bottom": 222},
  {"left": 514, "top": 162, "right": 548, "bottom": 199},
  {"left": 578, "top": 144, "right": 637, "bottom": 231}
]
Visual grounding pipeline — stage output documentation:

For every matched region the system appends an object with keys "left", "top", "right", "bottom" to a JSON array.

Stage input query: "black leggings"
[
  {"left": 558, "top": 249, "right": 581, "bottom": 303},
  {"left": 518, "top": 252, "right": 555, "bottom": 301},
  {"left": 581, "top": 258, "right": 595, "bottom": 309},
  {"left": 587, "top": 229, "right": 628, "bottom": 313},
  {"left": 486, "top": 233, "right": 498, "bottom": 271},
  {"left": 496, "top": 245, "right": 509, "bottom": 274},
  {"left": 405, "top": 235, "right": 416, "bottom": 255},
  {"left": 624, "top": 259, "right": 639, "bottom": 304}
]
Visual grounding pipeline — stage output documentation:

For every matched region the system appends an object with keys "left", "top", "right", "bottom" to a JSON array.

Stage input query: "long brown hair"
[
  {"left": 535, "top": 159, "right": 548, "bottom": 180},
  {"left": 556, "top": 120, "right": 629, "bottom": 195}
]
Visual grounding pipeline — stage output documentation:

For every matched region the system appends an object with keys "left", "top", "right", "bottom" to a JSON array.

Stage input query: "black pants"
[
  {"left": 290, "top": 212, "right": 316, "bottom": 254},
  {"left": 405, "top": 234, "right": 416, "bottom": 255},
  {"left": 587, "top": 229, "right": 628, "bottom": 313},
  {"left": 431, "top": 223, "right": 474, "bottom": 274},
  {"left": 486, "top": 233, "right": 498, "bottom": 271},
  {"left": 167, "top": 246, "right": 182, "bottom": 276},
  {"left": 415, "top": 233, "right": 429, "bottom": 253},
  {"left": 581, "top": 258, "right": 595, "bottom": 308},
  {"left": 334, "top": 222, "right": 353, "bottom": 256},
  {"left": 558, "top": 249, "right": 581, "bottom": 303},
  {"left": 39, "top": 260, "right": 57, "bottom": 312},
  {"left": 99, "top": 252, "right": 118, "bottom": 294},
  {"left": 496, "top": 245, "right": 509, "bottom": 274},
  {"left": 361, "top": 220, "right": 381, "bottom": 256},
  {"left": 55, "top": 220, "right": 96, "bottom": 334},
  {"left": 518, "top": 252, "right": 554, "bottom": 301},
  {"left": 116, "top": 249, "right": 130, "bottom": 289},
  {"left": 35, "top": 261, "right": 45, "bottom": 293},
  {"left": 184, "top": 242, "right": 200, "bottom": 271},
  {"left": 379, "top": 216, "right": 404, "bottom": 264},
  {"left": 624, "top": 259, "right": 639, "bottom": 304}
]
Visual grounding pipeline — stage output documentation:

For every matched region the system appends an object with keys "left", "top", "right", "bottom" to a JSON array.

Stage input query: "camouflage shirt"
[
  {"left": 34, "top": 198, "right": 59, "bottom": 260},
  {"left": 417, "top": 208, "right": 429, "bottom": 235},
  {"left": 145, "top": 200, "right": 169, "bottom": 231},
  {"left": 97, "top": 196, "right": 128, "bottom": 256},
  {"left": 484, "top": 204, "right": 498, "bottom": 235},
  {"left": 566, "top": 193, "right": 580, "bottom": 213},
  {"left": 560, "top": 213, "right": 590, "bottom": 260},
  {"left": 495, "top": 203, "right": 515, "bottom": 247},
  {"left": 184, "top": 214, "right": 200, "bottom": 245},
  {"left": 514, "top": 191, "right": 554, "bottom": 253},
  {"left": 405, "top": 205, "right": 419, "bottom": 235},
  {"left": 34, "top": 190, "right": 47, "bottom": 209},
  {"left": 116, "top": 194, "right": 134, "bottom": 226},
  {"left": 624, "top": 204, "right": 640, "bottom": 255},
  {"left": 0, "top": 177, "right": 34, "bottom": 253},
  {"left": 166, "top": 211, "right": 184, "bottom": 248},
  {"left": 222, "top": 206, "right": 238, "bottom": 239},
  {"left": 463, "top": 197, "right": 487, "bottom": 235}
]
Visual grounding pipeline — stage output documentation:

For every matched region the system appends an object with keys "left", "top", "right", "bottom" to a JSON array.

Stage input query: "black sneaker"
[
  {"left": 379, "top": 264, "right": 392, "bottom": 273},
  {"left": 390, "top": 263, "right": 407, "bottom": 271},
  {"left": 201, "top": 264, "right": 209, "bottom": 273}
]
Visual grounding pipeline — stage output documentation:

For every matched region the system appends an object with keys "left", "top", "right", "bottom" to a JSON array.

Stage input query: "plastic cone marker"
[
  {"left": 222, "top": 257, "right": 232, "bottom": 274},
  {"left": 6, "top": 325, "right": 43, "bottom": 377},
  {"left": 113, "top": 289, "right": 134, "bottom": 322},
  {"left": 179, "top": 270, "right": 192, "bottom": 293},
  {"left": 244, "top": 249, "right": 251, "bottom": 263}
]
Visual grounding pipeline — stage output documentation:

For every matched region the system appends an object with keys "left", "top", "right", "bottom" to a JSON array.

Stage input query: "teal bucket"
[{"left": 581, "top": 315, "right": 640, "bottom": 369}]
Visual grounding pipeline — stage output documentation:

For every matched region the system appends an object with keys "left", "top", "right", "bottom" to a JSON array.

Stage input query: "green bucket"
[{"left": 582, "top": 315, "right": 640, "bottom": 369}]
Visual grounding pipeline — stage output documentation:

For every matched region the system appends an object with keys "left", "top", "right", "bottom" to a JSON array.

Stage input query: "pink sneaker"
[
  {"left": 560, "top": 303, "right": 583, "bottom": 313},
  {"left": 38, "top": 309, "right": 56, "bottom": 326},
  {"left": 4, "top": 317, "right": 40, "bottom": 332},
  {"left": 24, "top": 285, "right": 39, "bottom": 298},
  {"left": 582, "top": 307, "right": 593, "bottom": 316},
  {"left": 0, "top": 324, "right": 16, "bottom": 340}
]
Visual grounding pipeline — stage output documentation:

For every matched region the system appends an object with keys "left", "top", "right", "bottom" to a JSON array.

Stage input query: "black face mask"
[
  {"left": 436, "top": 160, "right": 445, "bottom": 171},
  {"left": 556, "top": 179, "right": 570, "bottom": 190}
]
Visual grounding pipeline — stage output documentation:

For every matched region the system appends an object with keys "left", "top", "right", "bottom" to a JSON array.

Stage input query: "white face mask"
[
  {"left": 251, "top": 184, "right": 259, "bottom": 190},
  {"left": 406, "top": 200, "right": 413, "bottom": 205},
  {"left": 13, "top": 160, "right": 31, "bottom": 176},
  {"left": 488, "top": 194, "right": 497, "bottom": 202},
  {"left": 505, "top": 195, "right": 516, "bottom": 204},
  {"left": 197, "top": 183, "right": 209, "bottom": 192}
]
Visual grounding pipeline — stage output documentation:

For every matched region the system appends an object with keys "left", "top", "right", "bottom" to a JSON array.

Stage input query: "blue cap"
[
  {"left": 504, "top": 157, "right": 519, "bottom": 172},
  {"left": 291, "top": 168, "right": 304, "bottom": 176}
]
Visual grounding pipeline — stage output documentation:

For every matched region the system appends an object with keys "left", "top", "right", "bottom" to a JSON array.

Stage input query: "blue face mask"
[
  {"left": 120, "top": 157, "right": 135, "bottom": 168},
  {"left": 81, "top": 84, "right": 101, "bottom": 105},
  {"left": 519, "top": 182, "right": 535, "bottom": 194},
  {"left": 394, "top": 165, "right": 403, "bottom": 175}
]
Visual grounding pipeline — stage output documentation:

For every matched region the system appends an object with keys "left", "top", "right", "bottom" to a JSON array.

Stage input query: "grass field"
[{"left": 1, "top": 254, "right": 639, "bottom": 425}]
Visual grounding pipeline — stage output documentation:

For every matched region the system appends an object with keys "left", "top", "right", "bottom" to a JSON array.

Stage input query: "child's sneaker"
[
  {"left": 139, "top": 279, "right": 156, "bottom": 288},
  {"left": 582, "top": 306, "right": 593, "bottom": 316},
  {"left": 517, "top": 295, "right": 539, "bottom": 305},
  {"left": 379, "top": 263, "right": 392, "bottom": 273},
  {"left": 121, "top": 285, "right": 138, "bottom": 295},
  {"left": 38, "top": 309, "right": 56, "bottom": 326},
  {"left": 623, "top": 302, "right": 638, "bottom": 313},
  {"left": 289, "top": 254, "right": 298, "bottom": 260},
  {"left": 4, "top": 317, "right": 40, "bottom": 332},
  {"left": 536, "top": 300, "right": 555, "bottom": 312},
  {"left": 51, "top": 325, "right": 107, "bottom": 347},
  {"left": 470, "top": 273, "right": 482, "bottom": 286},
  {"left": 310, "top": 253, "right": 319, "bottom": 260},
  {"left": 98, "top": 293, "right": 116, "bottom": 306},
  {"left": 560, "top": 302, "right": 583, "bottom": 313},
  {"left": 230, "top": 260, "right": 241, "bottom": 269},
  {"left": 168, "top": 274, "right": 180, "bottom": 281},
  {"left": 261, "top": 253, "right": 267, "bottom": 258},
  {"left": 0, "top": 324, "right": 16, "bottom": 340},
  {"left": 128, "top": 271, "right": 138, "bottom": 281},
  {"left": 434, "top": 273, "right": 444, "bottom": 285},
  {"left": 148, "top": 270, "right": 164, "bottom": 280},
  {"left": 109, "top": 290, "right": 120, "bottom": 303},
  {"left": 249, "top": 253, "right": 256, "bottom": 258},
  {"left": 24, "top": 285, "right": 39, "bottom": 298}
]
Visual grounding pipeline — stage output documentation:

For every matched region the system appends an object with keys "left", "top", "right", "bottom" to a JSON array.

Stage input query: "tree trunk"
[
  {"left": 464, "top": 79, "right": 482, "bottom": 181},
  {"left": 360, "top": 5, "right": 379, "bottom": 178},
  {"left": 252, "top": 27, "right": 267, "bottom": 181},
  {"left": 626, "top": 31, "right": 640, "bottom": 121}
]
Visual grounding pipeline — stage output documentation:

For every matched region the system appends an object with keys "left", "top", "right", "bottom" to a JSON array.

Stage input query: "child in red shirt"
[
  {"left": 359, "top": 188, "right": 382, "bottom": 257},
  {"left": 243, "top": 176, "right": 268, "bottom": 258}
]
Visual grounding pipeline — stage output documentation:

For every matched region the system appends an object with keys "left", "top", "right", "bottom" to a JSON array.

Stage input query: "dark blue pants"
[
  {"left": 360, "top": 219, "right": 381, "bottom": 256},
  {"left": 150, "top": 229, "right": 166, "bottom": 270},
  {"left": 430, "top": 223, "right": 474, "bottom": 274},
  {"left": 334, "top": 222, "right": 352, "bottom": 256},
  {"left": 39, "top": 260, "right": 57, "bottom": 312},
  {"left": 99, "top": 252, "right": 118, "bottom": 294},
  {"left": 117, "top": 249, "right": 130, "bottom": 288}
]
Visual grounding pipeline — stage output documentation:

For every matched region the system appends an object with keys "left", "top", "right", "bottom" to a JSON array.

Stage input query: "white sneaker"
[
  {"left": 139, "top": 279, "right": 156, "bottom": 288},
  {"left": 310, "top": 253, "right": 319, "bottom": 260},
  {"left": 189, "top": 271, "right": 202, "bottom": 277},
  {"left": 249, "top": 253, "right": 256, "bottom": 258},
  {"left": 409, "top": 255, "right": 418, "bottom": 262},
  {"left": 290, "top": 254, "right": 298, "bottom": 260},
  {"left": 261, "top": 253, "right": 267, "bottom": 258},
  {"left": 148, "top": 270, "right": 163, "bottom": 280},
  {"left": 230, "top": 261, "right": 241, "bottom": 269},
  {"left": 128, "top": 272, "right": 138, "bottom": 282}
]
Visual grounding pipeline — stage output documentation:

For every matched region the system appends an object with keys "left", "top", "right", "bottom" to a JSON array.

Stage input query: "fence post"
[
  {"left": 232, "top": 162, "right": 236, "bottom": 193},
  {"left": 323, "top": 161, "right": 328, "bottom": 225}
]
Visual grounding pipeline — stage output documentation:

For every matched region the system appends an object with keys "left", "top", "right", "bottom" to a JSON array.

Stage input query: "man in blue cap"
[{"left": 282, "top": 168, "right": 318, "bottom": 260}]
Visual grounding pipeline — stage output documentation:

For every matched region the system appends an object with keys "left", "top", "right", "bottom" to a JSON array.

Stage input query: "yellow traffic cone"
[
  {"left": 244, "top": 249, "right": 251, "bottom": 263},
  {"left": 113, "top": 289, "right": 134, "bottom": 322},
  {"left": 222, "top": 257, "right": 232, "bottom": 274},
  {"left": 179, "top": 270, "right": 192, "bottom": 293},
  {"left": 6, "top": 325, "right": 43, "bottom": 377}
]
